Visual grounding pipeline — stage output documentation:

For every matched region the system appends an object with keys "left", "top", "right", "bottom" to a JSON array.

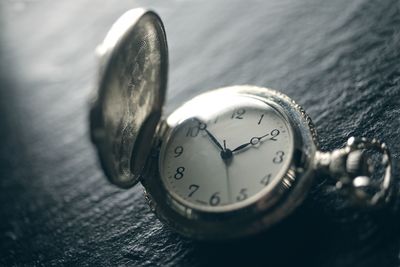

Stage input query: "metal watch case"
[
  {"left": 91, "top": 8, "right": 387, "bottom": 240},
  {"left": 143, "top": 86, "right": 318, "bottom": 240}
]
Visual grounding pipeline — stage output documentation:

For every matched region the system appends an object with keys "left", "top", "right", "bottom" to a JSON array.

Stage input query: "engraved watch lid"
[{"left": 90, "top": 8, "right": 168, "bottom": 188}]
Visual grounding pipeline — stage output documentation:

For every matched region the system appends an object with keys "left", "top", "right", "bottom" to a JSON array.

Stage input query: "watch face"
[{"left": 159, "top": 94, "right": 294, "bottom": 212}]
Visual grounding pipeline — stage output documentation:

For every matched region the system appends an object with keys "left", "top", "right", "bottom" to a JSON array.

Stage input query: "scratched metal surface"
[{"left": 1, "top": 0, "right": 400, "bottom": 266}]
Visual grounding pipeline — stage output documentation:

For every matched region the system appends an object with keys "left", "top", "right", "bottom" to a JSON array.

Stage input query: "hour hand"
[
  {"left": 232, "top": 142, "right": 251, "bottom": 153},
  {"left": 232, "top": 133, "right": 269, "bottom": 153}
]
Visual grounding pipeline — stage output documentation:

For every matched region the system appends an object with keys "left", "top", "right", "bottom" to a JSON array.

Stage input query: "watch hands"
[
  {"left": 195, "top": 119, "right": 233, "bottom": 201},
  {"left": 232, "top": 133, "right": 270, "bottom": 153},
  {"left": 194, "top": 119, "right": 233, "bottom": 162},
  {"left": 224, "top": 161, "right": 233, "bottom": 203},
  {"left": 221, "top": 140, "right": 233, "bottom": 161},
  {"left": 193, "top": 118, "right": 224, "bottom": 151},
  {"left": 204, "top": 128, "right": 224, "bottom": 151},
  {"left": 193, "top": 118, "right": 267, "bottom": 161}
]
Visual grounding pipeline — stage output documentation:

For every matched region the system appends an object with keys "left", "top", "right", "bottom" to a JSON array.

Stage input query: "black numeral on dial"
[
  {"left": 188, "top": 184, "right": 199, "bottom": 197},
  {"left": 186, "top": 122, "right": 207, "bottom": 137},
  {"left": 273, "top": 151, "right": 285, "bottom": 164},
  {"left": 231, "top": 108, "right": 246, "bottom": 119},
  {"left": 261, "top": 174, "right": 272, "bottom": 185},
  {"left": 174, "top": 167, "right": 185, "bottom": 179},
  {"left": 270, "top": 129, "right": 280, "bottom": 141},
  {"left": 258, "top": 114, "right": 264, "bottom": 125},
  {"left": 236, "top": 188, "right": 248, "bottom": 202},
  {"left": 209, "top": 192, "right": 220, "bottom": 206},
  {"left": 174, "top": 146, "right": 183, "bottom": 157}
]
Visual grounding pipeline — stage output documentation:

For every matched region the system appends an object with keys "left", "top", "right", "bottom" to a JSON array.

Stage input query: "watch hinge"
[{"left": 139, "top": 119, "right": 167, "bottom": 180}]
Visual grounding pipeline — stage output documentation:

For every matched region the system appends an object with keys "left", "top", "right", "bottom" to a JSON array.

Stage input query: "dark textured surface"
[{"left": 1, "top": 0, "right": 400, "bottom": 266}]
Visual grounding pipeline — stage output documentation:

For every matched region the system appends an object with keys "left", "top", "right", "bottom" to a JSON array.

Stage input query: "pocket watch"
[{"left": 89, "top": 8, "right": 394, "bottom": 240}]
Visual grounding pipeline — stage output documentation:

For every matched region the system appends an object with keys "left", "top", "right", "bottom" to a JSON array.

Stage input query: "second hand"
[{"left": 223, "top": 140, "right": 233, "bottom": 203}]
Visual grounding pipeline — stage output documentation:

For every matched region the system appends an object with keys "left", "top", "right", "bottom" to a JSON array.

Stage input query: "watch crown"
[{"left": 314, "top": 137, "right": 393, "bottom": 208}]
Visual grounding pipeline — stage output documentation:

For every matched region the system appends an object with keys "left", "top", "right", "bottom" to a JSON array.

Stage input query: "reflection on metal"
[
  {"left": 315, "top": 137, "right": 393, "bottom": 208},
  {"left": 90, "top": 9, "right": 168, "bottom": 188}
]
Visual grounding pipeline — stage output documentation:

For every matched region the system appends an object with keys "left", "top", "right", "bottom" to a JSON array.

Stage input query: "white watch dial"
[{"left": 159, "top": 95, "right": 294, "bottom": 212}]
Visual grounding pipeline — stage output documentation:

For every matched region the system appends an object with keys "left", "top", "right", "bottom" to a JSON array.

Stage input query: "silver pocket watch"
[{"left": 90, "top": 9, "right": 394, "bottom": 240}]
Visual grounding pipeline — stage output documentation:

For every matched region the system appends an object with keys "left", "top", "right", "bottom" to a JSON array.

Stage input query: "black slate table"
[{"left": 1, "top": 0, "right": 400, "bottom": 266}]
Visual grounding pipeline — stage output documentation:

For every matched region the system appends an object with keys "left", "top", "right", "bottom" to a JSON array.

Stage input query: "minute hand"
[
  {"left": 232, "top": 133, "right": 269, "bottom": 153},
  {"left": 204, "top": 129, "right": 224, "bottom": 151},
  {"left": 193, "top": 118, "right": 225, "bottom": 151}
]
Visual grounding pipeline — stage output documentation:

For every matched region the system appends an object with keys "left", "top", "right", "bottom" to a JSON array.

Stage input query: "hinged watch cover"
[{"left": 89, "top": 9, "right": 168, "bottom": 188}]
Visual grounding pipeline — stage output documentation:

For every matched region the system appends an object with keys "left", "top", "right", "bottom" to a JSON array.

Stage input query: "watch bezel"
[{"left": 141, "top": 85, "right": 318, "bottom": 240}]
